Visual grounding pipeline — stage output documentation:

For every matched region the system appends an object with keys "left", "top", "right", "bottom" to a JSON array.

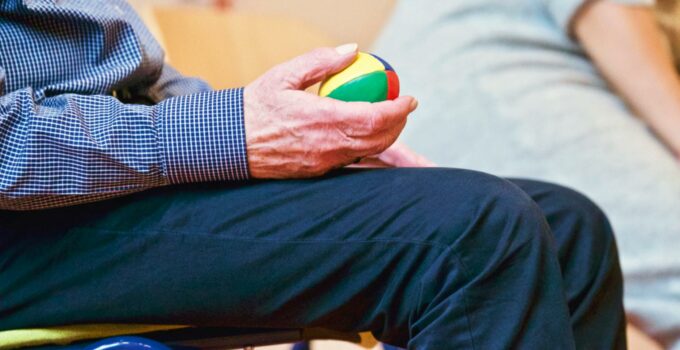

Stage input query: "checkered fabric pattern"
[{"left": 0, "top": 0, "right": 249, "bottom": 210}]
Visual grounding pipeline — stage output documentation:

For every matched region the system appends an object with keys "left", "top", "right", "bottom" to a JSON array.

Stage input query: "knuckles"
[
  {"left": 306, "top": 48, "right": 334, "bottom": 66},
  {"left": 365, "top": 111, "right": 386, "bottom": 133}
]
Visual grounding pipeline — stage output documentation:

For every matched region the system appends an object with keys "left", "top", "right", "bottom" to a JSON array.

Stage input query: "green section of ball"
[{"left": 327, "top": 71, "right": 388, "bottom": 103}]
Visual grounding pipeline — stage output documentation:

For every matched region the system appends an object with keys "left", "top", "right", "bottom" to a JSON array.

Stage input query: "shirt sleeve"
[
  {"left": 147, "top": 64, "right": 213, "bottom": 101},
  {"left": 545, "top": 0, "right": 656, "bottom": 34},
  {"left": 0, "top": 87, "right": 249, "bottom": 211}
]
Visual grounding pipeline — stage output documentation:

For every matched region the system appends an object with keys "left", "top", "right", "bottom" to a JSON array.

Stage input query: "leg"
[
  {"left": 1, "top": 168, "right": 575, "bottom": 349},
  {"left": 510, "top": 179, "right": 626, "bottom": 350},
  {"left": 383, "top": 179, "right": 626, "bottom": 350}
]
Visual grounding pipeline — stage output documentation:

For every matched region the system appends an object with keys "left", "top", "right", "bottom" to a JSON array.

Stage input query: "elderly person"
[
  {"left": 376, "top": 0, "right": 680, "bottom": 347},
  {"left": 0, "top": 1, "right": 625, "bottom": 348}
]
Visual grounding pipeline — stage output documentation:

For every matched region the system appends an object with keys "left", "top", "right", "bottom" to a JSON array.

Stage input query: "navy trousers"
[{"left": 0, "top": 168, "right": 625, "bottom": 349}]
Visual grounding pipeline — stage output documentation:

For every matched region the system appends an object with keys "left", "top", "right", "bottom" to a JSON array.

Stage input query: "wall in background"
[
  {"left": 130, "top": 0, "right": 396, "bottom": 49},
  {"left": 229, "top": 0, "right": 395, "bottom": 49}
]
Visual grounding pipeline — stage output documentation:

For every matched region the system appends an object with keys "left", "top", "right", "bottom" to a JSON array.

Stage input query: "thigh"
[{"left": 0, "top": 167, "right": 559, "bottom": 341}]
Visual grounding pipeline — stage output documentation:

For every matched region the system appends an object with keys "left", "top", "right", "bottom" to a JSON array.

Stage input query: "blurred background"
[{"left": 128, "top": 0, "right": 395, "bottom": 89}]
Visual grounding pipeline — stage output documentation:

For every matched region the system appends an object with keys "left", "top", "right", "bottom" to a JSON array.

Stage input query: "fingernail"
[
  {"left": 409, "top": 99, "right": 419, "bottom": 111},
  {"left": 335, "top": 43, "right": 358, "bottom": 55}
]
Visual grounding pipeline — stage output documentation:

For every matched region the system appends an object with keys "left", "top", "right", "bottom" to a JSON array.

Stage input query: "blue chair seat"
[{"left": 67, "top": 327, "right": 362, "bottom": 350}]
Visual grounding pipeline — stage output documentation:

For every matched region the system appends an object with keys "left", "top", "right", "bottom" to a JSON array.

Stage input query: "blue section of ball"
[{"left": 369, "top": 53, "right": 394, "bottom": 71}]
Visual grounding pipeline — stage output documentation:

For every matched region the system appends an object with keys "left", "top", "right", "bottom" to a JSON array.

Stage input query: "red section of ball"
[{"left": 385, "top": 70, "right": 400, "bottom": 100}]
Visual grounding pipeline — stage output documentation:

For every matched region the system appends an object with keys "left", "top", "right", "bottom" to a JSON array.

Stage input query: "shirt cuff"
[
  {"left": 157, "top": 88, "right": 250, "bottom": 183},
  {"left": 546, "top": 0, "right": 656, "bottom": 35}
]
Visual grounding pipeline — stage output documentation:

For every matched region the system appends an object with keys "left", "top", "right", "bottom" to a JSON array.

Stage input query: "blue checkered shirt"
[{"left": 0, "top": 0, "right": 249, "bottom": 210}]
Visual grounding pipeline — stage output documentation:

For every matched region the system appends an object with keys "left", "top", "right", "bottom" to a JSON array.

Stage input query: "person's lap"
[{"left": 0, "top": 168, "right": 623, "bottom": 349}]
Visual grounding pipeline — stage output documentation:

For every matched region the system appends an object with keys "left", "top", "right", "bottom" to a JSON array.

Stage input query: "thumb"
[
  {"left": 274, "top": 43, "right": 358, "bottom": 90},
  {"left": 378, "top": 142, "right": 438, "bottom": 168}
]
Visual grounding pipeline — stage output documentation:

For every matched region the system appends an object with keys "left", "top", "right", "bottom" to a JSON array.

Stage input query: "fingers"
[
  {"left": 335, "top": 98, "right": 418, "bottom": 156},
  {"left": 292, "top": 92, "right": 417, "bottom": 154},
  {"left": 377, "top": 142, "right": 438, "bottom": 167},
  {"left": 348, "top": 96, "right": 417, "bottom": 155},
  {"left": 269, "top": 44, "right": 359, "bottom": 90},
  {"left": 364, "top": 113, "right": 409, "bottom": 155},
  {"left": 364, "top": 96, "right": 418, "bottom": 134},
  {"left": 322, "top": 95, "right": 417, "bottom": 134}
]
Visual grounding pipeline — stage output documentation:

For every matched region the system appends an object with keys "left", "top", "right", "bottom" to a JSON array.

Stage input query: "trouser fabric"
[{"left": 0, "top": 168, "right": 625, "bottom": 349}]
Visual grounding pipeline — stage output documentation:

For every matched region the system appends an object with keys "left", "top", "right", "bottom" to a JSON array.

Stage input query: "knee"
[
  {"left": 395, "top": 170, "right": 569, "bottom": 342},
  {"left": 387, "top": 168, "right": 553, "bottom": 254},
  {"left": 520, "top": 180, "right": 623, "bottom": 295},
  {"left": 530, "top": 181, "right": 618, "bottom": 260}
]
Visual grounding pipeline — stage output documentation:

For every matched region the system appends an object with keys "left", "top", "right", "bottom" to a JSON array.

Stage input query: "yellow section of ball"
[{"left": 319, "top": 52, "right": 384, "bottom": 97}]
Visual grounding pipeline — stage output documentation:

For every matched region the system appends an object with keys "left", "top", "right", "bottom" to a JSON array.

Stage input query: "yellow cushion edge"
[
  {"left": 319, "top": 52, "right": 384, "bottom": 97},
  {"left": 358, "top": 331, "right": 379, "bottom": 348},
  {"left": 0, "top": 324, "right": 189, "bottom": 349}
]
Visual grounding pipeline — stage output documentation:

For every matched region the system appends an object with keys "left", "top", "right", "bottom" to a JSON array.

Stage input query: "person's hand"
[
  {"left": 243, "top": 44, "right": 418, "bottom": 179},
  {"left": 350, "top": 141, "right": 437, "bottom": 168}
]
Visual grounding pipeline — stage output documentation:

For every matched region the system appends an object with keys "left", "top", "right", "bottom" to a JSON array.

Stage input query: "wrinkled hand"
[
  {"left": 244, "top": 44, "right": 418, "bottom": 179},
  {"left": 352, "top": 141, "right": 437, "bottom": 168}
]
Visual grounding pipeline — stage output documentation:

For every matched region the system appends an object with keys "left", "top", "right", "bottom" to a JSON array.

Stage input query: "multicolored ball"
[{"left": 319, "top": 52, "right": 400, "bottom": 103}]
